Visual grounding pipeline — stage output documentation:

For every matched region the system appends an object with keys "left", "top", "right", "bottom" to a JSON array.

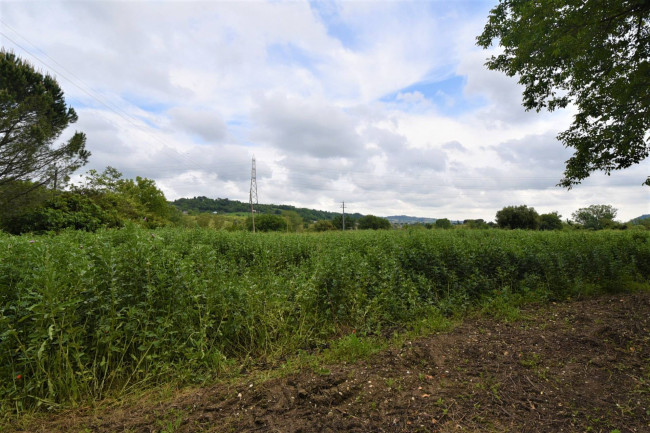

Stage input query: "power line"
[{"left": 0, "top": 24, "right": 208, "bottom": 173}]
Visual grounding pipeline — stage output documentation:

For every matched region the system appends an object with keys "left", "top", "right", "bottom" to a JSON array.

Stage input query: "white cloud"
[
  {"left": 2, "top": 0, "right": 647, "bottom": 222},
  {"left": 252, "top": 93, "right": 363, "bottom": 158},
  {"left": 168, "top": 108, "right": 227, "bottom": 143}
]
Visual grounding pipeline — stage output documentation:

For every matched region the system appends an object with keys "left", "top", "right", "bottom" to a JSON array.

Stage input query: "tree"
[
  {"left": 539, "top": 212, "right": 563, "bottom": 231},
  {"left": 0, "top": 50, "right": 89, "bottom": 201},
  {"left": 357, "top": 215, "right": 392, "bottom": 230},
  {"left": 463, "top": 219, "right": 490, "bottom": 229},
  {"left": 77, "top": 167, "right": 171, "bottom": 226},
  {"left": 313, "top": 220, "right": 336, "bottom": 232},
  {"left": 246, "top": 214, "right": 287, "bottom": 232},
  {"left": 282, "top": 210, "right": 304, "bottom": 232},
  {"left": 434, "top": 218, "right": 453, "bottom": 229},
  {"left": 195, "top": 213, "right": 212, "bottom": 228},
  {"left": 117, "top": 176, "right": 171, "bottom": 221},
  {"left": 477, "top": 1, "right": 650, "bottom": 187},
  {"left": 572, "top": 204, "right": 618, "bottom": 230},
  {"left": 0, "top": 180, "right": 50, "bottom": 231},
  {"left": 332, "top": 214, "right": 357, "bottom": 230},
  {"left": 1, "top": 191, "right": 114, "bottom": 234},
  {"left": 496, "top": 205, "right": 540, "bottom": 230}
]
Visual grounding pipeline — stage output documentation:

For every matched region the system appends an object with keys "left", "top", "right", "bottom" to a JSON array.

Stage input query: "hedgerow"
[{"left": 1, "top": 227, "right": 648, "bottom": 413}]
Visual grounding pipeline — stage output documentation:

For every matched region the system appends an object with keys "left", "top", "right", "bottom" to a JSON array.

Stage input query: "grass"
[
  {"left": 322, "top": 333, "right": 385, "bottom": 364},
  {"left": 0, "top": 227, "right": 648, "bottom": 418}
]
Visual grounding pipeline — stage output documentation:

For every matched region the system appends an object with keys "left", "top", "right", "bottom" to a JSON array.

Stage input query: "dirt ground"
[{"left": 13, "top": 291, "right": 650, "bottom": 433}]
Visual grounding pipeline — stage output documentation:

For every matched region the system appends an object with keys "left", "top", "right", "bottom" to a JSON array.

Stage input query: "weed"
[
  {"left": 1, "top": 228, "right": 648, "bottom": 415},
  {"left": 155, "top": 409, "right": 185, "bottom": 433},
  {"left": 520, "top": 353, "right": 542, "bottom": 369},
  {"left": 322, "top": 334, "right": 384, "bottom": 364}
]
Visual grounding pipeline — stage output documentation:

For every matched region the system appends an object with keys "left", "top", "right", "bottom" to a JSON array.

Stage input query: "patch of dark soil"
[{"left": 11, "top": 292, "right": 650, "bottom": 433}]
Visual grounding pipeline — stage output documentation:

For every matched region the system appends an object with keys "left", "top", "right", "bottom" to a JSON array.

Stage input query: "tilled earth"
[{"left": 15, "top": 292, "right": 650, "bottom": 433}]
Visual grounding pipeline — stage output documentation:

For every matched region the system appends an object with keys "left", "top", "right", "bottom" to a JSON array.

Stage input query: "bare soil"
[{"left": 12, "top": 291, "right": 650, "bottom": 433}]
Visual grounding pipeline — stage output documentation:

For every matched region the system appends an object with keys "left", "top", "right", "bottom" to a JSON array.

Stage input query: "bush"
[
  {"left": 462, "top": 219, "right": 489, "bottom": 229},
  {"left": 539, "top": 212, "right": 563, "bottom": 231},
  {"left": 247, "top": 213, "right": 287, "bottom": 232},
  {"left": 358, "top": 215, "right": 391, "bottom": 230},
  {"left": 313, "top": 220, "right": 336, "bottom": 231},
  {"left": 1, "top": 192, "right": 117, "bottom": 234},
  {"left": 572, "top": 204, "right": 618, "bottom": 230},
  {"left": 496, "top": 205, "right": 540, "bottom": 230}
]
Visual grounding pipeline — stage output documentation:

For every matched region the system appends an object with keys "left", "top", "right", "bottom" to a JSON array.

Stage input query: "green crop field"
[{"left": 1, "top": 227, "right": 649, "bottom": 415}]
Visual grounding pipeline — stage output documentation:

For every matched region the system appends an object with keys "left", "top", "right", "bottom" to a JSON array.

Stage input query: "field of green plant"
[{"left": 1, "top": 227, "right": 649, "bottom": 415}]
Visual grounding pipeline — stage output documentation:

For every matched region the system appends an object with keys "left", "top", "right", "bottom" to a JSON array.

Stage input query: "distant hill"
[
  {"left": 171, "top": 196, "right": 363, "bottom": 222},
  {"left": 631, "top": 214, "right": 650, "bottom": 223},
  {"left": 385, "top": 215, "right": 437, "bottom": 224}
]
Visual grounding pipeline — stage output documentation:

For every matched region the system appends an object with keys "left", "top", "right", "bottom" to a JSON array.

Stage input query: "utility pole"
[
  {"left": 341, "top": 201, "right": 345, "bottom": 231},
  {"left": 249, "top": 156, "right": 258, "bottom": 233}
]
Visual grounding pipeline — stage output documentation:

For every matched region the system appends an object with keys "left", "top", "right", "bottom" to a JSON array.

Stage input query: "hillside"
[
  {"left": 385, "top": 215, "right": 437, "bottom": 224},
  {"left": 171, "top": 198, "right": 453, "bottom": 225},
  {"left": 171, "top": 196, "right": 363, "bottom": 222}
]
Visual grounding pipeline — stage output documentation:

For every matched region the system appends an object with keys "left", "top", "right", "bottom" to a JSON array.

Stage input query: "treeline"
[
  {"left": 172, "top": 196, "right": 363, "bottom": 222},
  {"left": 0, "top": 167, "right": 179, "bottom": 234}
]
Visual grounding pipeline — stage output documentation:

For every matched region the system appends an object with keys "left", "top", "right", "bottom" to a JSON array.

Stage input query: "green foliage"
[
  {"left": 0, "top": 50, "right": 89, "bottom": 200},
  {"left": 322, "top": 333, "right": 384, "bottom": 364},
  {"left": 629, "top": 215, "right": 650, "bottom": 230},
  {"left": 462, "top": 219, "right": 490, "bottom": 229},
  {"left": 0, "top": 181, "right": 50, "bottom": 229},
  {"left": 332, "top": 214, "right": 357, "bottom": 230},
  {"left": 1, "top": 191, "right": 117, "bottom": 234},
  {"left": 435, "top": 218, "right": 452, "bottom": 229},
  {"left": 358, "top": 215, "right": 392, "bottom": 230},
  {"left": 116, "top": 176, "right": 171, "bottom": 222},
  {"left": 0, "top": 228, "right": 648, "bottom": 414},
  {"left": 477, "top": 1, "right": 650, "bottom": 187},
  {"left": 79, "top": 167, "right": 171, "bottom": 226},
  {"left": 172, "top": 196, "right": 363, "bottom": 222},
  {"left": 539, "top": 212, "right": 563, "bottom": 231},
  {"left": 496, "top": 205, "right": 540, "bottom": 230},
  {"left": 0, "top": 167, "right": 173, "bottom": 233},
  {"left": 313, "top": 220, "right": 336, "bottom": 232},
  {"left": 282, "top": 210, "right": 304, "bottom": 232},
  {"left": 572, "top": 204, "right": 618, "bottom": 230},
  {"left": 247, "top": 213, "right": 287, "bottom": 232}
]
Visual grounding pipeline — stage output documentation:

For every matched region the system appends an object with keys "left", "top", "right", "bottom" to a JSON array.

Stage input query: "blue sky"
[{"left": 1, "top": 0, "right": 647, "bottom": 221}]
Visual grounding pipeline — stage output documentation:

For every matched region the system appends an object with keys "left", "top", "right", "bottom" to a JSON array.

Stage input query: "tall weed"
[{"left": 1, "top": 228, "right": 648, "bottom": 413}]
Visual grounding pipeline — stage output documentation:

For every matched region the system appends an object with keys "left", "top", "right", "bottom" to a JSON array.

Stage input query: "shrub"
[
  {"left": 313, "top": 220, "right": 336, "bottom": 231},
  {"left": 246, "top": 213, "right": 287, "bottom": 232},
  {"left": 1, "top": 192, "right": 117, "bottom": 234},
  {"left": 358, "top": 215, "right": 391, "bottom": 230},
  {"left": 496, "top": 205, "right": 540, "bottom": 230},
  {"left": 539, "top": 212, "right": 563, "bottom": 231}
]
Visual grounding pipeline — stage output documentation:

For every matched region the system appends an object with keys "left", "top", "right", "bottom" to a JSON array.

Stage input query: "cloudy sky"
[{"left": 1, "top": 0, "right": 648, "bottom": 221}]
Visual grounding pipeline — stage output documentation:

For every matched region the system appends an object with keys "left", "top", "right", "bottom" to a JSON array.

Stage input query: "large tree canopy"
[
  {"left": 477, "top": 0, "right": 650, "bottom": 187},
  {"left": 0, "top": 50, "right": 89, "bottom": 199},
  {"left": 495, "top": 204, "right": 540, "bottom": 229},
  {"left": 572, "top": 204, "right": 618, "bottom": 229}
]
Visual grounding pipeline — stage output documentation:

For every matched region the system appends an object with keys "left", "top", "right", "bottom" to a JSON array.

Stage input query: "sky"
[{"left": 1, "top": 0, "right": 648, "bottom": 221}]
